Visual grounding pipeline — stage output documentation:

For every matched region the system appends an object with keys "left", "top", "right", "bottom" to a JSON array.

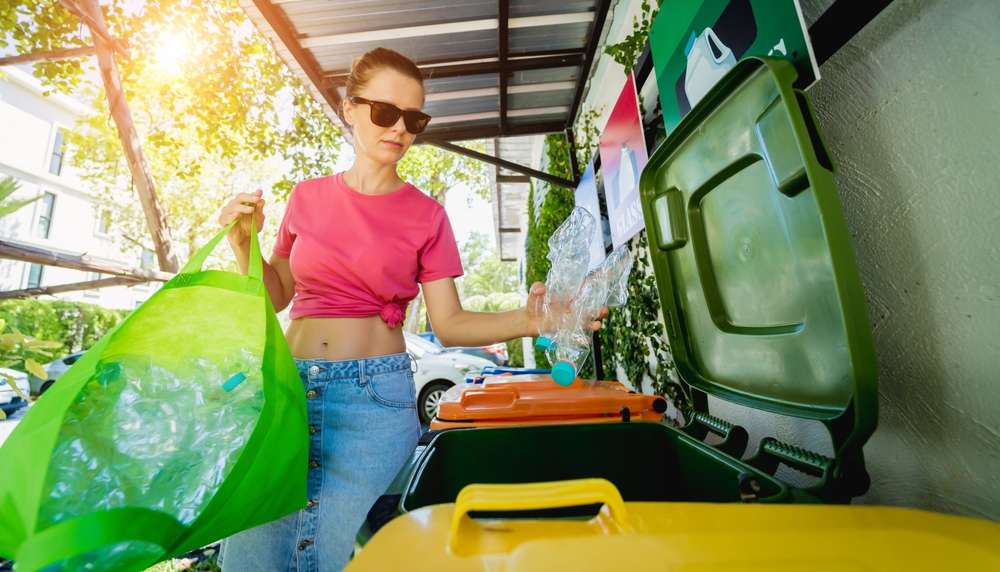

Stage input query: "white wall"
[{"left": 0, "top": 66, "right": 157, "bottom": 310}]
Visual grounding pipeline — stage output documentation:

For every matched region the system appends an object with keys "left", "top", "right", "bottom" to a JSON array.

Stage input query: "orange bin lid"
[{"left": 434, "top": 375, "right": 667, "bottom": 424}]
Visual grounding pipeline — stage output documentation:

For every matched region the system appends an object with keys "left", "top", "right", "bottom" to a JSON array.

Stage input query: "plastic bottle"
[
  {"left": 534, "top": 207, "right": 597, "bottom": 351},
  {"left": 537, "top": 242, "right": 635, "bottom": 386}
]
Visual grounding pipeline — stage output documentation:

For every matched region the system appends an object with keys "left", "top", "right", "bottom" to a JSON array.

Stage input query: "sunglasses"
[{"left": 349, "top": 96, "right": 432, "bottom": 134}]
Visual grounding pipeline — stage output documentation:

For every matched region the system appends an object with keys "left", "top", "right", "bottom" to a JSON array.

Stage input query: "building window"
[
  {"left": 83, "top": 271, "right": 103, "bottom": 298},
  {"left": 96, "top": 209, "right": 112, "bottom": 236},
  {"left": 49, "top": 128, "right": 67, "bottom": 176},
  {"left": 140, "top": 248, "right": 155, "bottom": 270},
  {"left": 35, "top": 192, "right": 56, "bottom": 239},
  {"left": 27, "top": 264, "right": 44, "bottom": 288}
]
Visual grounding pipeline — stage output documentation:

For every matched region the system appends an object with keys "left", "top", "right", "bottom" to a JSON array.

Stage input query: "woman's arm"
[{"left": 421, "top": 278, "right": 606, "bottom": 347}]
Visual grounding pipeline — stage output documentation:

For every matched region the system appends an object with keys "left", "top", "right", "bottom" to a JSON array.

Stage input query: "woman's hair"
[{"left": 345, "top": 48, "right": 424, "bottom": 98}]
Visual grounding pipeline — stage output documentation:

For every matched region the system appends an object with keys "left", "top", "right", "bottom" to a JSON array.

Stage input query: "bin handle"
[{"left": 448, "top": 478, "right": 630, "bottom": 552}]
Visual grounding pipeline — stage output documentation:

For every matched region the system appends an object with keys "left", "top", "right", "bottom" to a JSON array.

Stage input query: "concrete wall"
[{"left": 708, "top": 0, "right": 1000, "bottom": 519}]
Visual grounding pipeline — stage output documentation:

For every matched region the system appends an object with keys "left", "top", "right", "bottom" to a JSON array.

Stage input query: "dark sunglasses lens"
[
  {"left": 369, "top": 101, "right": 402, "bottom": 128},
  {"left": 404, "top": 112, "right": 430, "bottom": 134}
]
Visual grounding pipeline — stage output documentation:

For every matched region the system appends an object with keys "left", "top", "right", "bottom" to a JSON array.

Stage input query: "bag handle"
[
  {"left": 448, "top": 478, "right": 631, "bottom": 552},
  {"left": 15, "top": 508, "right": 186, "bottom": 570},
  {"left": 180, "top": 214, "right": 263, "bottom": 281}
]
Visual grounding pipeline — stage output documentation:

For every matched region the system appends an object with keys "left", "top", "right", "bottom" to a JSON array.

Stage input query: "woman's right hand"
[{"left": 218, "top": 190, "right": 265, "bottom": 245}]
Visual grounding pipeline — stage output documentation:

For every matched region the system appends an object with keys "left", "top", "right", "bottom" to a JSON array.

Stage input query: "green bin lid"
[{"left": 639, "top": 58, "right": 877, "bottom": 459}]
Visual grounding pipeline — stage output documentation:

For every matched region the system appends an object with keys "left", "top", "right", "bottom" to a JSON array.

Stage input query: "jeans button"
[
  {"left": 308, "top": 365, "right": 320, "bottom": 376},
  {"left": 305, "top": 389, "right": 317, "bottom": 399},
  {"left": 309, "top": 459, "right": 320, "bottom": 469},
  {"left": 308, "top": 424, "right": 318, "bottom": 435}
]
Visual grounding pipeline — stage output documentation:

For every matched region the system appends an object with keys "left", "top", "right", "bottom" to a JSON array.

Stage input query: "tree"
[
  {"left": 456, "top": 231, "right": 521, "bottom": 312},
  {"left": 0, "top": 176, "right": 43, "bottom": 219},
  {"left": 399, "top": 142, "right": 489, "bottom": 202},
  {"left": 458, "top": 231, "right": 520, "bottom": 298}
]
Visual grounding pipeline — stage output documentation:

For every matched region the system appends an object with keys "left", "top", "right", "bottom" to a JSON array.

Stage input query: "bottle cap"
[
  {"left": 535, "top": 336, "right": 554, "bottom": 350},
  {"left": 552, "top": 361, "right": 576, "bottom": 386}
]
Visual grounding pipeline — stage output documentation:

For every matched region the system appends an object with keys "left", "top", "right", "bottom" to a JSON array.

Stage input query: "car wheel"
[
  {"left": 418, "top": 380, "right": 452, "bottom": 425},
  {"left": 39, "top": 379, "right": 55, "bottom": 396}
]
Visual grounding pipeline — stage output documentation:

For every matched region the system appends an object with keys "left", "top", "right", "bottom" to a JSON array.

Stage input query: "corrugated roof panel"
[
  {"left": 424, "top": 96, "right": 497, "bottom": 117},
  {"left": 309, "top": 31, "right": 497, "bottom": 73},
  {"left": 509, "top": 22, "right": 591, "bottom": 54},
  {"left": 509, "top": 66, "right": 579, "bottom": 85},
  {"left": 508, "top": 90, "right": 574, "bottom": 110},
  {"left": 509, "top": 0, "right": 597, "bottom": 18},
  {"left": 284, "top": 1, "right": 497, "bottom": 37},
  {"left": 507, "top": 111, "right": 566, "bottom": 126},
  {"left": 424, "top": 73, "right": 497, "bottom": 94}
]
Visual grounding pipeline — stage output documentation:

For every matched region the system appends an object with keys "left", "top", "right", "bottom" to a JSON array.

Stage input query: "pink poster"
[{"left": 599, "top": 73, "right": 648, "bottom": 248}]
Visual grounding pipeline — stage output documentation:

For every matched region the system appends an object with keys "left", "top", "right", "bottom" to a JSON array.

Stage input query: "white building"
[{"left": 0, "top": 65, "right": 156, "bottom": 310}]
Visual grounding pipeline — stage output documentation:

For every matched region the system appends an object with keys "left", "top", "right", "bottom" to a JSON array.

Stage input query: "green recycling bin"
[{"left": 360, "top": 57, "right": 877, "bottom": 544}]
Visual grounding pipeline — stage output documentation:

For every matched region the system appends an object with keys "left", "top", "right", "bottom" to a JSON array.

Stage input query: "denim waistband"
[{"left": 295, "top": 352, "right": 412, "bottom": 381}]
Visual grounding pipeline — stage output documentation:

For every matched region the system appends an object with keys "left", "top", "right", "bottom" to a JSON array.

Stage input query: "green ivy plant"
[
  {"left": 588, "top": 1, "right": 689, "bottom": 412},
  {"left": 603, "top": 0, "right": 659, "bottom": 71}
]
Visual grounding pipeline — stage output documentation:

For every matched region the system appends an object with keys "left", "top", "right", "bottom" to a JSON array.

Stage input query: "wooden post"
[
  {"left": 68, "top": 0, "right": 180, "bottom": 272},
  {"left": 0, "top": 238, "right": 173, "bottom": 282},
  {"left": 0, "top": 276, "right": 146, "bottom": 300}
]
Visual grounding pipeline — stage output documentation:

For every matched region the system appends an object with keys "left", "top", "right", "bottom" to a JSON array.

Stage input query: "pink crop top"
[{"left": 272, "top": 173, "right": 464, "bottom": 327}]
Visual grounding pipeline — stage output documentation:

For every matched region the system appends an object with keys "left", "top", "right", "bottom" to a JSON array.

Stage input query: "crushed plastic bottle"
[
  {"left": 534, "top": 207, "right": 597, "bottom": 352},
  {"left": 37, "top": 348, "right": 264, "bottom": 531},
  {"left": 534, "top": 207, "right": 634, "bottom": 386}
]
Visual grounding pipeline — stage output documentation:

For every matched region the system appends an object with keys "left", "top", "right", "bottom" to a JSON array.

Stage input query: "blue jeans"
[{"left": 219, "top": 353, "right": 421, "bottom": 572}]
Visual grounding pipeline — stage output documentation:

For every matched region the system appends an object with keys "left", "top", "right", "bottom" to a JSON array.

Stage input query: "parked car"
[
  {"left": 28, "top": 351, "right": 84, "bottom": 396},
  {"left": 404, "top": 332, "right": 494, "bottom": 424},
  {"left": 416, "top": 332, "right": 508, "bottom": 366},
  {"left": 0, "top": 368, "right": 31, "bottom": 414}
]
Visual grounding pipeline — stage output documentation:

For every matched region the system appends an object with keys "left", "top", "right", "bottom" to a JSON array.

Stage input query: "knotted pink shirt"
[{"left": 273, "top": 173, "right": 464, "bottom": 327}]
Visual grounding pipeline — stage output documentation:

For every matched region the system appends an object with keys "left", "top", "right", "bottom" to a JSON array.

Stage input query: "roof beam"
[
  {"left": 568, "top": 0, "right": 612, "bottom": 127},
  {"left": 419, "top": 120, "right": 564, "bottom": 142},
  {"left": 0, "top": 276, "right": 146, "bottom": 300},
  {"left": 498, "top": 0, "right": 510, "bottom": 134},
  {"left": 425, "top": 81, "right": 575, "bottom": 102},
  {"left": 301, "top": 12, "right": 595, "bottom": 48},
  {"left": 0, "top": 239, "right": 173, "bottom": 282},
  {"left": 425, "top": 140, "right": 575, "bottom": 189},
  {"left": 431, "top": 106, "right": 568, "bottom": 125},
  {"left": 325, "top": 51, "right": 584, "bottom": 84},
  {"left": 243, "top": 0, "right": 347, "bottom": 129}
]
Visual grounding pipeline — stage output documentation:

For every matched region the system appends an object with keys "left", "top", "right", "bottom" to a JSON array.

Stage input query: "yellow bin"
[{"left": 348, "top": 479, "right": 1000, "bottom": 571}]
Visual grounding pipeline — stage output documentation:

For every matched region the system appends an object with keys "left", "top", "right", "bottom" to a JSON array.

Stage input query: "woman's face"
[{"left": 344, "top": 68, "right": 425, "bottom": 166}]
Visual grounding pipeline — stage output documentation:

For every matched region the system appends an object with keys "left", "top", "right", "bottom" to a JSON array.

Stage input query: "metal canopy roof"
[{"left": 241, "top": 0, "right": 611, "bottom": 143}]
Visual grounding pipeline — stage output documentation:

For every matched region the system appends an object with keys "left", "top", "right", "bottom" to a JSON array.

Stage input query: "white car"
[
  {"left": 27, "top": 351, "right": 84, "bottom": 396},
  {"left": 404, "top": 332, "right": 494, "bottom": 424},
  {"left": 0, "top": 368, "right": 31, "bottom": 414}
]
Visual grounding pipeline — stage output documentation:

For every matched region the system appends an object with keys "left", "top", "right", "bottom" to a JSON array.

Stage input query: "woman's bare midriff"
[{"left": 285, "top": 316, "right": 406, "bottom": 361}]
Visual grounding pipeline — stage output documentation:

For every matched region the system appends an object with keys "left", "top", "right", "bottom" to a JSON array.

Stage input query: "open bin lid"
[{"left": 639, "top": 58, "right": 877, "bottom": 499}]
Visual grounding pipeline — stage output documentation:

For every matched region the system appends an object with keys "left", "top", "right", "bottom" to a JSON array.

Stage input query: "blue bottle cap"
[
  {"left": 535, "top": 336, "right": 554, "bottom": 350},
  {"left": 551, "top": 361, "right": 576, "bottom": 386}
]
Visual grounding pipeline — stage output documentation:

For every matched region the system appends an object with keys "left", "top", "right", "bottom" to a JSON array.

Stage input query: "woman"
[{"left": 216, "top": 48, "right": 605, "bottom": 571}]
